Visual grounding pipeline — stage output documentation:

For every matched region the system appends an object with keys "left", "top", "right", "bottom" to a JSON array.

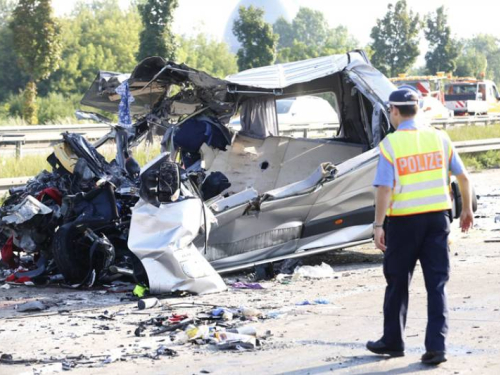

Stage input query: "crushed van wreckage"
[{"left": 0, "top": 50, "right": 469, "bottom": 295}]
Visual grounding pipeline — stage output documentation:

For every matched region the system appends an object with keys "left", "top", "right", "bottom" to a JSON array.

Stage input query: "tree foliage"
[
  {"left": 454, "top": 47, "right": 488, "bottom": 79},
  {"left": 288, "top": 7, "right": 330, "bottom": 48},
  {"left": 273, "top": 16, "right": 294, "bottom": 50},
  {"left": 177, "top": 34, "right": 238, "bottom": 78},
  {"left": 10, "top": 0, "right": 62, "bottom": 82},
  {"left": 41, "top": 0, "right": 142, "bottom": 96},
  {"left": 0, "top": 0, "right": 27, "bottom": 102},
  {"left": 424, "top": 6, "right": 459, "bottom": 74},
  {"left": 0, "top": 0, "right": 15, "bottom": 27},
  {"left": 233, "top": 5, "right": 278, "bottom": 71},
  {"left": 369, "top": 0, "right": 421, "bottom": 77},
  {"left": 273, "top": 8, "right": 358, "bottom": 63},
  {"left": 455, "top": 35, "right": 500, "bottom": 83},
  {"left": 10, "top": 0, "right": 62, "bottom": 124},
  {"left": 137, "top": 0, "right": 178, "bottom": 61}
]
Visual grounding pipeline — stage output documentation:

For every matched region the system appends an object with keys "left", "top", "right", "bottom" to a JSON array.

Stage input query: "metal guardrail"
[
  {"left": 0, "top": 177, "right": 31, "bottom": 196},
  {"left": 0, "top": 123, "right": 110, "bottom": 134},
  {"left": 1, "top": 138, "right": 499, "bottom": 197},
  {"left": 454, "top": 138, "right": 500, "bottom": 153},
  {"left": 430, "top": 114, "right": 500, "bottom": 129},
  {"left": 0, "top": 124, "right": 110, "bottom": 158},
  {"left": 1, "top": 114, "right": 500, "bottom": 157}
]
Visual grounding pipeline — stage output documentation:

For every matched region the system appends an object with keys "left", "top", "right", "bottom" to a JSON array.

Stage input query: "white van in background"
[
  {"left": 277, "top": 95, "right": 339, "bottom": 129},
  {"left": 229, "top": 95, "right": 340, "bottom": 138}
]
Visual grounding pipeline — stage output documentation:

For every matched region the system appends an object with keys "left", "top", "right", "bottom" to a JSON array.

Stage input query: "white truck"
[{"left": 444, "top": 79, "right": 500, "bottom": 115}]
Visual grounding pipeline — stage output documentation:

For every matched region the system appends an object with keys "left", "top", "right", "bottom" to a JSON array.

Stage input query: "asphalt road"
[{"left": 0, "top": 169, "right": 499, "bottom": 374}]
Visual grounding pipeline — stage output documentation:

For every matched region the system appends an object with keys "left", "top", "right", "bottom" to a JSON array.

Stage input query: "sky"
[{"left": 52, "top": 0, "right": 500, "bottom": 64}]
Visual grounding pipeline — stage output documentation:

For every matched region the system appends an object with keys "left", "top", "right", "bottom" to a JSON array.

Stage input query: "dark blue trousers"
[{"left": 382, "top": 211, "right": 450, "bottom": 352}]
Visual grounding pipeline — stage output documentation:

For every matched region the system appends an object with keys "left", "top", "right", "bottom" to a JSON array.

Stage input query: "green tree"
[
  {"left": 176, "top": 34, "right": 238, "bottom": 78},
  {"left": 273, "top": 17, "right": 294, "bottom": 50},
  {"left": 0, "top": 0, "right": 28, "bottom": 102},
  {"left": 137, "top": 0, "right": 178, "bottom": 61},
  {"left": 466, "top": 35, "right": 500, "bottom": 84},
  {"left": 455, "top": 35, "right": 500, "bottom": 83},
  {"left": 0, "top": 0, "right": 15, "bottom": 26},
  {"left": 424, "top": 6, "right": 459, "bottom": 74},
  {"left": 40, "top": 0, "right": 142, "bottom": 97},
  {"left": 454, "top": 47, "right": 488, "bottom": 79},
  {"left": 233, "top": 5, "right": 278, "bottom": 71},
  {"left": 323, "top": 26, "right": 359, "bottom": 55},
  {"left": 290, "top": 7, "right": 330, "bottom": 48},
  {"left": 370, "top": 0, "right": 421, "bottom": 77},
  {"left": 10, "top": 0, "right": 62, "bottom": 124},
  {"left": 273, "top": 8, "right": 358, "bottom": 63}
]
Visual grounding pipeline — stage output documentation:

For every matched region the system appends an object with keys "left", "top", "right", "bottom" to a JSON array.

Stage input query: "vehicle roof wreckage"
[{"left": 0, "top": 50, "right": 469, "bottom": 296}]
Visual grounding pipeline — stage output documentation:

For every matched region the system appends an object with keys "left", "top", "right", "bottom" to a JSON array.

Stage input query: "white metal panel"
[{"left": 226, "top": 54, "right": 360, "bottom": 89}]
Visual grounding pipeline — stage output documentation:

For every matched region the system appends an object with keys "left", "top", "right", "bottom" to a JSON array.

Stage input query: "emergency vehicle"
[
  {"left": 390, "top": 73, "right": 447, "bottom": 103},
  {"left": 444, "top": 78, "right": 500, "bottom": 115},
  {"left": 390, "top": 73, "right": 452, "bottom": 119}
]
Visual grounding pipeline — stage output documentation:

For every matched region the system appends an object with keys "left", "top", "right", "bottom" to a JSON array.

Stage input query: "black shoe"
[
  {"left": 366, "top": 339, "right": 405, "bottom": 357},
  {"left": 421, "top": 351, "right": 447, "bottom": 365}
]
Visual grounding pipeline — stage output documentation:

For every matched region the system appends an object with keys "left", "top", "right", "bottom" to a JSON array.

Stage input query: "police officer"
[{"left": 366, "top": 88, "right": 474, "bottom": 365}]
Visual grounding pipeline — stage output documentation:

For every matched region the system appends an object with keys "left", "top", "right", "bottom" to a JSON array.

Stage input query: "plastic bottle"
[
  {"left": 137, "top": 297, "right": 160, "bottom": 310},
  {"left": 227, "top": 326, "right": 257, "bottom": 336},
  {"left": 214, "top": 331, "right": 256, "bottom": 346}
]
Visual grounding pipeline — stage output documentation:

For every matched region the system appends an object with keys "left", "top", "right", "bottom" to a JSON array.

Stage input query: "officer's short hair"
[{"left": 397, "top": 104, "right": 418, "bottom": 116}]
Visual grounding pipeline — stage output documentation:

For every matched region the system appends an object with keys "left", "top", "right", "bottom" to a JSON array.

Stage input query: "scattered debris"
[
  {"left": 231, "top": 282, "right": 265, "bottom": 290},
  {"left": 293, "top": 263, "right": 335, "bottom": 279},
  {"left": 295, "top": 299, "right": 330, "bottom": 306},
  {"left": 485, "top": 238, "right": 500, "bottom": 243},
  {"left": 137, "top": 297, "right": 161, "bottom": 310},
  {"left": 16, "top": 300, "right": 48, "bottom": 312}
]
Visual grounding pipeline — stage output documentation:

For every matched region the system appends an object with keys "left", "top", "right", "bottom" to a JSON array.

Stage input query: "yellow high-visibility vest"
[{"left": 379, "top": 126, "right": 452, "bottom": 216}]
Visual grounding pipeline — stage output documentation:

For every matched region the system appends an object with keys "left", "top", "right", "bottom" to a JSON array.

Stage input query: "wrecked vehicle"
[{"left": 0, "top": 50, "right": 469, "bottom": 294}]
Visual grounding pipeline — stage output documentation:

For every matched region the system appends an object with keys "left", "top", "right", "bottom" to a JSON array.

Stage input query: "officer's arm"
[
  {"left": 455, "top": 172, "right": 474, "bottom": 232},
  {"left": 375, "top": 186, "right": 392, "bottom": 225},
  {"left": 374, "top": 186, "right": 392, "bottom": 251}
]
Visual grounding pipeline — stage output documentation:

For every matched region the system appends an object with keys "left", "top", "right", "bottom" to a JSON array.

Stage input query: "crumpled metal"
[{"left": 1, "top": 196, "right": 52, "bottom": 225}]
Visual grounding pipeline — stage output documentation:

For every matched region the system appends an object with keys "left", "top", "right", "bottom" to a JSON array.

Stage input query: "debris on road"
[
  {"left": 293, "top": 262, "right": 335, "bottom": 279},
  {"left": 16, "top": 300, "right": 49, "bottom": 312}
]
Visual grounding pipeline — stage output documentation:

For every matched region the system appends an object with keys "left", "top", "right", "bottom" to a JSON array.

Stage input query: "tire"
[{"left": 52, "top": 222, "right": 95, "bottom": 284}]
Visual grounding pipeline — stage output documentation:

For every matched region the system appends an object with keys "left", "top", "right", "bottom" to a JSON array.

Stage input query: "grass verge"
[
  {"left": 445, "top": 124, "right": 500, "bottom": 170},
  {"left": 446, "top": 123, "right": 500, "bottom": 142},
  {"left": 0, "top": 142, "right": 161, "bottom": 179}
]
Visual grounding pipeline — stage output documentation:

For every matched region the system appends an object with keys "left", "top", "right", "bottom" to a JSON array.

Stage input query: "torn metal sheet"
[
  {"left": 264, "top": 163, "right": 335, "bottom": 199},
  {"left": 208, "top": 188, "right": 258, "bottom": 214},
  {"left": 128, "top": 198, "right": 226, "bottom": 295},
  {"left": 1, "top": 196, "right": 52, "bottom": 225}
]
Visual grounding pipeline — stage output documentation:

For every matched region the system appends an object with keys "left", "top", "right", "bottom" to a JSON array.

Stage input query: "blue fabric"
[
  {"left": 373, "top": 120, "right": 464, "bottom": 187},
  {"left": 173, "top": 117, "right": 230, "bottom": 153},
  {"left": 116, "top": 80, "right": 135, "bottom": 127},
  {"left": 382, "top": 212, "right": 450, "bottom": 351}
]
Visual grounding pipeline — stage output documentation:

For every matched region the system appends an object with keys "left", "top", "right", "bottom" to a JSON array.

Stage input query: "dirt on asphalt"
[{"left": 0, "top": 169, "right": 499, "bottom": 375}]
